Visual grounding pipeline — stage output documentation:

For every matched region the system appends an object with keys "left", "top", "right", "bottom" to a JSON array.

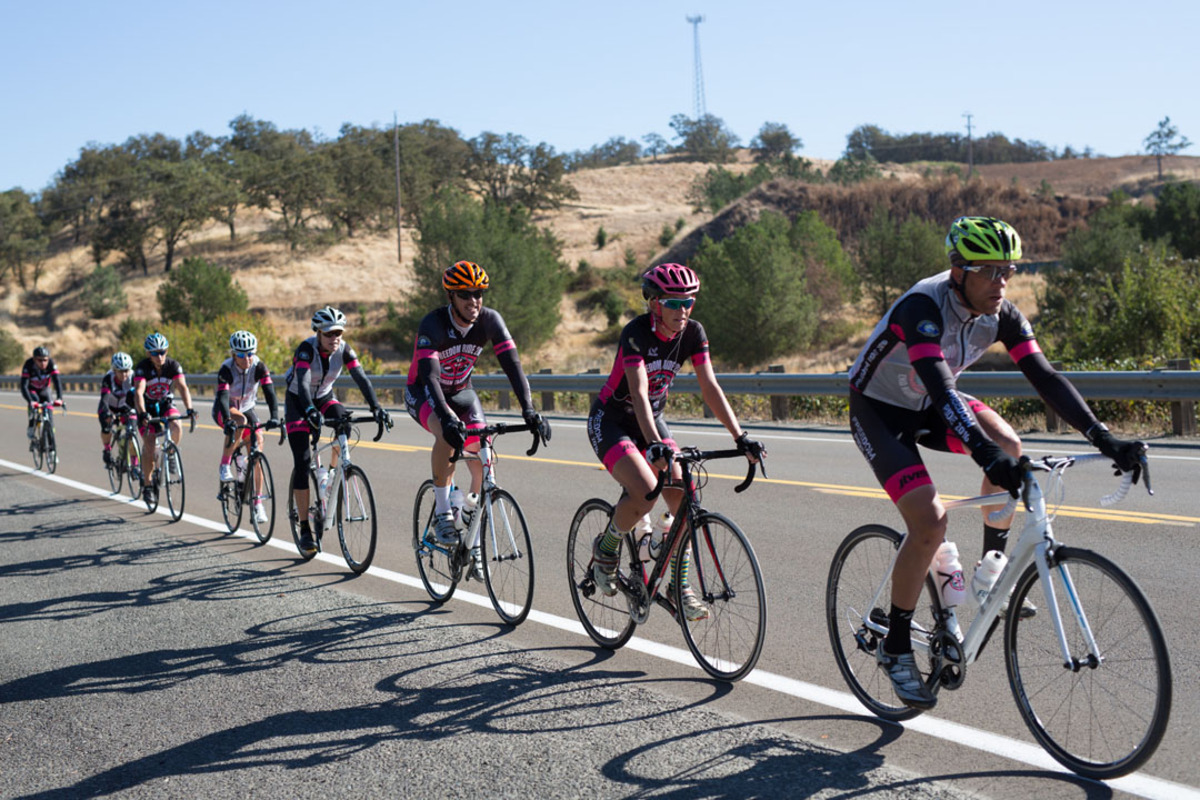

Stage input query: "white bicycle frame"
[
  {"left": 861, "top": 452, "right": 1138, "bottom": 670},
  {"left": 313, "top": 427, "right": 360, "bottom": 528},
  {"left": 455, "top": 437, "right": 524, "bottom": 563}
]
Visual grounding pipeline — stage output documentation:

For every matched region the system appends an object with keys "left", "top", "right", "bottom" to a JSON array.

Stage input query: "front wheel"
[
  {"left": 31, "top": 422, "right": 44, "bottom": 470},
  {"left": 1005, "top": 547, "right": 1172, "bottom": 780},
  {"left": 43, "top": 422, "right": 58, "bottom": 474},
  {"left": 336, "top": 465, "right": 377, "bottom": 574},
  {"left": 163, "top": 443, "right": 185, "bottom": 522},
  {"left": 107, "top": 439, "right": 123, "bottom": 494},
  {"left": 826, "top": 524, "right": 942, "bottom": 721},
  {"left": 480, "top": 488, "right": 535, "bottom": 626},
  {"left": 413, "top": 479, "right": 458, "bottom": 602},
  {"left": 219, "top": 459, "right": 243, "bottom": 534},
  {"left": 287, "top": 468, "right": 321, "bottom": 561},
  {"left": 566, "top": 498, "right": 635, "bottom": 650},
  {"left": 125, "top": 436, "right": 144, "bottom": 500},
  {"left": 677, "top": 512, "right": 766, "bottom": 682},
  {"left": 246, "top": 453, "right": 276, "bottom": 544}
]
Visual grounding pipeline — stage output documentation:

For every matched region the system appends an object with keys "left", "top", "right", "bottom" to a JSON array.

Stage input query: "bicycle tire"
[
  {"left": 566, "top": 498, "right": 635, "bottom": 650},
  {"left": 44, "top": 422, "right": 58, "bottom": 474},
  {"left": 125, "top": 435, "right": 144, "bottom": 500},
  {"left": 31, "top": 420, "right": 44, "bottom": 470},
  {"left": 287, "top": 467, "right": 321, "bottom": 561},
  {"left": 826, "top": 524, "right": 942, "bottom": 721},
  {"left": 413, "top": 479, "right": 459, "bottom": 602},
  {"left": 163, "top": 442, "right": 185, "bottom": 522},
  {"left": 107, "top": 437, "right": 123, "bottom": 494},
  {"left": 246, "top": 452, "right": 276, "bottom": 544},
  {"left": 220, "top": 450, "right": 244, "bottom": 534},
  {"left": 1005, "top": 546, "right": 1172, "bottom": 779},
  {"left": 677, "top": 512, "right": 766, "bottom": 682},
  {"left": 336, "top": 464, "right": 377, "bottom": 574},
  {"left": 480, "top": 488, "right": 535, "bottom": 626},
  {"left": 143, "top": 449, "right": 160, "bottom": 513}
]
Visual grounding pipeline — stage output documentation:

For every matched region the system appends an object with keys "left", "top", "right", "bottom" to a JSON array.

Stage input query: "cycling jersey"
[
  {"left": 285, "top": 337, "right": 377, "bottom": 409},
  {"left": 595, "top": 314, "right": 710, "bottom": 420},
  {"left": 97, "top": 370, "right": 133, "bottom": 415},
  {"left": 20, "top": 357, "right": 62, "bottom": 403},
  {"left": 132, "top": 356, "right": 184, "bottom": 404},
  {"left": 215, "top": 356, "right": 276, "bottom": 413}
]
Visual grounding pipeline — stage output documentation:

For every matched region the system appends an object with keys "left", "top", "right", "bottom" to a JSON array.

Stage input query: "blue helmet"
[{"left": 144, "top": 332, "right": 169, "bottom": 352}]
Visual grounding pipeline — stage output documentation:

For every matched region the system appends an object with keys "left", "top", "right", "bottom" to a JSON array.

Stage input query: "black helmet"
[{"left": 33, "top": 346, "right": 49, "bottom": 358}]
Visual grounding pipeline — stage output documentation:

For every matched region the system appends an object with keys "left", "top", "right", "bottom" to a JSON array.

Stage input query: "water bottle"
[
  {"left": 931, "top": 541, "right": 967, "bottom": 608},
  {"left": 449, "top": 486, "right": 465, "bottom": 530},
  {"left": 638, "top": 513, "right": 673, "bottom": 563},
  {"left": 460, "top": 492, "right": 479, "bottom": 531},
  {"left": 635, "top": 514, "right": 654, "bottom": 562},
  {"left": 972, "top": 550, "right": 1009, "bottom": 607},
  {"left": 235, "top": 453, "right": 247, "bottom": 482},
  {"left": 316, "top": 467, "right": 330, "bottom": 503}
]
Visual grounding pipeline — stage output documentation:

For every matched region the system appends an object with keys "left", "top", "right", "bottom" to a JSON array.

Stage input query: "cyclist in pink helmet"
[{"left": 585, "top": 263, "right": 766, "bottom": 621}]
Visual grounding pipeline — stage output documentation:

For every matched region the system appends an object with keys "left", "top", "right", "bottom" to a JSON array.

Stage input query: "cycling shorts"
[
  {"left": 405, "top": 384, "right": 487, "bottom": 446},
  {"left": 213, "top": 407, "right": 259, "bottom": 441},
  {"left": 586, "top": 400, "right": 675, "bottom": 473}
]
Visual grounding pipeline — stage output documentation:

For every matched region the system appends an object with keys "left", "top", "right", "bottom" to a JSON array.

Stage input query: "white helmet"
[
  {"left": 311, "top": 306, "right": 347, "bottom": 333},
  {"left": 229, "top": 330, "right": 258, "bottom": 354},
  {"left": 111, "top": 352, "right": 133, "bottom": 371}
]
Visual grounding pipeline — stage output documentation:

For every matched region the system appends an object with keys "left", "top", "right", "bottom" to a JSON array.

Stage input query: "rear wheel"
[
  {"left": 125, "top": 435, "right": 144, "bottom": 500},
  {"left": 246, "top": 453, "right": 276, "bottom": 544},
  {"left": 336, "top": 465, "right": 377, "bottom": 574},
  {"left": 566, "top": 498, "right": 635, "bottom": 649},
  {"left": 219, "top": 449, "right": 244, "bottom": 533},
  {"left": 413, "top": 479, "right": 459, "bottom": 602},
  {"left": 107, "top": 437, "right": 123, "bottom": 494},
  {"left": 163, "top": 443, "right": 185, "bottom": 522},
  {"left": 43, "top": 422, "right": 58, "bottom": 474},
  {"left": 480, "top": 489, "right": 535, "bottom": 626},
  {"left": 287, "top": 468, "right": 321, "bottom": 561},
  {"left": 31, "top": 420, "right": 45, "bottom": 470},
  {"left": 826, "top": 524, "right": 942, "bottom": 721}
]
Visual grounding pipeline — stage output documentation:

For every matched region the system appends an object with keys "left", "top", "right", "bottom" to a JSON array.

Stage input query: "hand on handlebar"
[
  {"left": 522, "top": 409, "right": 551, "bottom": 447},
  {"left": 644, "top": 441, "right": 674, "bottom": 467},
  {"left": 984, "top": 453, "right": 1031, "bottom": 499},
  {"left": 373, "top": 406, "right": 393, "bottom": 431},
  {"left": 441, "top": 417, "right": 467, "bottom": 453},
  {"left": 1093, "top": 431, "right": 1146, "bottom": 485}
]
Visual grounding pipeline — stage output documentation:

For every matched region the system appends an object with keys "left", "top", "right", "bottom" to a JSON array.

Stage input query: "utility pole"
[
  {"left": 687, "top": 15, "right": 706, "bottom": 119},
  {"left": 963, "top": 112, "right": 974, "bottom": 179},
  {"left": 394, "top": 112, "right": 402, "bottom": 263}
]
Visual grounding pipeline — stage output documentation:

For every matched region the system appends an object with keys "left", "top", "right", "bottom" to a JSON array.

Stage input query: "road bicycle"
[
  {"left": 826, "top": 451, "right": 1170, "bottom": 779},
  {"left": 29, "top": 400, "right": 63, "bottom": 473},
  {"left": 141, "top": 410, "right": 196, "bottom": 521},
  {"left": 217, "top": 419, "right": 280, "bottom": 543},
  {"left": 567, "top": 446, "right": 768, "bottom": 682},
  {"left": 412, "top": 419, "right": 544, "bottom": 626},
  {"left": 288, "top": 413, "right": 388, "bottom": 574},
  {"left": 104, "top": 412, "right": 143, "bottom": 497}
]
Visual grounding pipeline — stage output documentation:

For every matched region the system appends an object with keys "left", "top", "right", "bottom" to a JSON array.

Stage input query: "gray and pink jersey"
[
  {"left": 217, "top": 356, "right": 273, "bottom": 414},
  {"left": 596, "top": 314, "right": 711, "bottom": 420},
  {"left": 285, "top": 337, "right": 360, "bottom": 403},
  {"left": 406, "top": 306, "right": 518, "bottom": 393}
]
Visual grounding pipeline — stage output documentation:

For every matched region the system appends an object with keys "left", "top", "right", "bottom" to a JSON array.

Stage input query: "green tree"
[
  {"left": 0, "top": 188, "right": 48, "bottom": 289},
  {"left": 1151, "top": 181, "right": 1200, "bottom": 259},
  {"left": 80, "top": 264, "right": 127, "bottom": 318},
  {"left": 750, "top": 122, "right": 802, "bottom": 163},
  {"left": 323, "top": 123, "right": 394, "bottom": 237},
  {"left": 466, "top": 132, "right": 577, "bottom": 212},
  {"left": 690, "top": 211, "right": 820, "bottom": 367},
  {"left": 855, "top": 209, "right": 944, "bottom": 315},
  {"left": 790, "top": 210, "right": 860, "bottom": 310},
  {"left": 688, "top": 164, "right": 772, "bottom": 213},
  {"left": 396, "top": 119, "right": 471, "bottom": 226},
  {"left": 1143, "top": 116, "right": 1192, "bottom": 180},
  {"left": 641, "top": 132, "right": 670, "bottom": 161},
  {"left": 399, "top": 190, "right": 566, "bottom": 354},
  {"left": 0, "top": 327, "right": 23, "bottom": 372},
  {"left": 157, "top": 257, "right": 249, "bottom": 325},
  {"left": 828, "top": 154, "right": 882, "bottom": 186},
  {"left": 114, "top": 312, "right": 292, "bottom": 375},
  {"left": 669, "top": 114, "right": 741, "bottom": 164}
]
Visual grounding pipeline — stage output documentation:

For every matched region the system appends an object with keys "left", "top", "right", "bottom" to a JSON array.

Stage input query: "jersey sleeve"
[{"left": 686, "top": 320, "right": 711, "bottom": 367}]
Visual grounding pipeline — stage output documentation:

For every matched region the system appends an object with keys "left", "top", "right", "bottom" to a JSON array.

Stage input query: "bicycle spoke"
[
  {"left": 337, "top": 465, "right": 376, "bottom": 574},
  {"left": 481, "top": 489, "right": 534, "bottom": 625}
]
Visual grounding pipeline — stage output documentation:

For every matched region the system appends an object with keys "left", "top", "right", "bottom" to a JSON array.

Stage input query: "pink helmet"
[{"left": 642, "top": 263, "right": 700, "bottom": 299}]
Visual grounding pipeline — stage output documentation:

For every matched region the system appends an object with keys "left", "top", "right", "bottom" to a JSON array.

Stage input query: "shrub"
[
  {"left": 594, "top": 226, "right": 608, "bottom": 249},
  {"left": 157, "top": 257, "right": 249, "bottom": 325},
  {"left": 658, "top": 223, "right": 676, "bottom": 248},
  {"left": 80, "top": 264, "right": 127, "bottom": 318},
  {"left": 0, "top": 328, "right": 23, "bottom": 372},
  {"left": 114, "top": 313, "right": 293, "bottom": 376}
]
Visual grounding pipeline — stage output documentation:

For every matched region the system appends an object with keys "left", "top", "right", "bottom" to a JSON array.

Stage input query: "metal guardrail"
[{"left": 3, "top": 369, "right": 1196, "bottom": 435}]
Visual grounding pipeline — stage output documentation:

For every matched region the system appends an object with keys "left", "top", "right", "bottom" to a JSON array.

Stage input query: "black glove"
[
  {"left": 983, "top": 453, "right": 1030, "bottom": 499},
  {"left": 441, "top": 417, "right": 467, "bottom": 451},
  {"left": 266, "top": 417, "right": 280, "bottom": 431},
  {"left": 523, "top": 409, "right": 551, "bottom": 445},
  {"left": 136, "top": 410, "right": 148, "bottom": 427},
  {"left": 735, "top": 431, "right": 766, "bottom": 461},
  {"left": 1092, "top": 429, "right": 1145, "bottom": 484},
  {"left": 223, "top": 420, "right": 237, "bottom": 439},
  {"left": 305, "top": 406, "right": 323, "bottom": 432},
  {"left": 373, "top": 406, "right": 393, "bottom": 430},
  {"left": 645, "top": 442, "right": 673, "bottom": 465}
]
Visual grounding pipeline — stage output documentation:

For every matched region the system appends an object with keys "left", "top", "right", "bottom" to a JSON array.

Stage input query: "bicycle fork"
[{"left": 1036, "top": 544, "right": 1104, "bottom": 671}]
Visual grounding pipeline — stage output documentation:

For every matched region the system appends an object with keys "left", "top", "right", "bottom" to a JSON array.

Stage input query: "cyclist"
[
  {"left": 20, "top": 345, "right": 65, "bottom": 442},
  {"left": 132, "top": 332, "right": 196, "bottom": 500},
  {"left": 405, "top": 260, "right": 551, "bottom": 581},
  {"left": 847, "top": 215, "right": 1146, "bottom": 710},
  {"left": 285, "top": 306, "right": 392, "bottom": 557},
  {"left": 212, "top": 329, "right": 280, "bottom": 525},
  {"left": 98, "top": 352, "right": 135, "bottom": 467},
  {"left": 586, "top": 263, "right": 765, "bottom": 621}
]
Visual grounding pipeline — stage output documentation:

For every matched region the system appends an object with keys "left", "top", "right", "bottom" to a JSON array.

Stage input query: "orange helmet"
[{"left": 442, "top": 261, "right": 490, "bottom": 292}]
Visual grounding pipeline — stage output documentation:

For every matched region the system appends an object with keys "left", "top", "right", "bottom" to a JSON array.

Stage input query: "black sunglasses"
[
  {"left": 149, "top": 349, "right": 168, "bottom": 357},
  {"left": 454, "top": 290, "right": 485, "bottom": 301}
]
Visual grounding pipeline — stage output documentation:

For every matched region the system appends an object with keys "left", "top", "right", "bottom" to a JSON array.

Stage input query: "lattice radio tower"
[{"left": 687, "top": 15, "right": 707, "bottom": 119}]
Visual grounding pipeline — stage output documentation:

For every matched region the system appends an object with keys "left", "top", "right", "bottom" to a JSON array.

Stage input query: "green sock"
[{"left": 598, "top": 521, "right": 624, "bottom": 556}]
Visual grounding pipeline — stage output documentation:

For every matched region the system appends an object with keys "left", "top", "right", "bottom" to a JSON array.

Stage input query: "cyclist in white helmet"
[
  {"left": 98, "top": 352, "right": 135, "bottom": 467},
  {"left": 213, "top": 330, "right": 280, "bottom": 524},
  {"left": 132, "top": 332, "right": 196, "bottom": 499}
]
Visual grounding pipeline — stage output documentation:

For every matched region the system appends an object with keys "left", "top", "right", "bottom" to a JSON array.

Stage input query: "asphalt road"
[{"left": 2, "top": 391, "right": 1198, "bottom": 800}]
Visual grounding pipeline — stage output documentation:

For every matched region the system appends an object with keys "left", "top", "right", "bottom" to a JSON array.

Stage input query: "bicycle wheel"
[
  {"left": 220, "top": 452, "right": 244, "bottom": 533},
  {"left": 44, "top": 422, "right": 58, "bottom": 474},
  {"left": 336, "top": 465, "right": 377, "bottom": 575},
  {"left": 413, "top": 479, "right": 459, "bottom": 602},
  {"left": 107, "top": 438, "right": 123, "bottom": 494},
  {"left": 480, "top": 488, "right": 535, "bottom": 626},
  {"left": 31, "top": 421, "right": 44, "bottom": 470},
  {"left": 246, "top": 453, "right": 276, "bottom": 544},
  {"left": 144, "top": 452, "right": 160, "bottom": 513},
  {"left": 163, "top": 443, "right": 185, "bottom": 522},
  {"left": 826, "top": 524, "right": 942, "bottom": 721},
  {"left": 287, "top": 467, "right": 322, "bottom": 561},
  {"left": 125, "top": 436, "right": 144, "bottom": 500},
  {"left": 677, "top": 512, "right": 766, "bottom": 682},
  {"left": 1005, "top": 547, "right": 1172, "bottom": 779},
  {"left": 566, "top": 498, "right": 636, "bottom": 649}
]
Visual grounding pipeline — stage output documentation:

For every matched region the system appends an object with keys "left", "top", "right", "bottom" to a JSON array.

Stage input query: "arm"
[
  {"left": 695, "top": 358, "right": 744, "bottom": 441},
  {"left": 495, "top": 347, "right": 535, "bottom": 413},
  {"left": 214, "top": 366, "right": 232, "bottom": 423},
  {"left": 18, "top": 364, "right": 32, "bottom": 404},
  {"left": 174, "top": 375, "right": 193, "bottom": 413},
  {"left": 262, "top": 381, "right": 279, "bottom": 421},
  {"left": 624, "top": 360, "right": 662, "bottom": 447},
  {"left": 344, "top": 346, "right": 380, "bottom": 411},
  {"left": 416, "top": 354, "right": 455, "bottom": 423},
  {"left": 51, "top": 370, "right": 64, "bottom": 401}
]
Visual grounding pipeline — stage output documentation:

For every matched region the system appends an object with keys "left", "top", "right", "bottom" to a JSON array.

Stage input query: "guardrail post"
[
  {"left": 586, "top": 368, "right": 601, "bottom": 407},
  {"left": 538, "top": 368, "right": 555, "bottom": 412},
  {"left": 765, "top": 364, "right": 788, "bottom": 421},
  {"left": 1169, "top": 358, "right": 1196, "bottom": 437},
  {"left": 1045, "top": 362, "right": 1063, "bottom": 433},
  {"left": 496, "top": 371, "right": 510, "bottom": 410}
]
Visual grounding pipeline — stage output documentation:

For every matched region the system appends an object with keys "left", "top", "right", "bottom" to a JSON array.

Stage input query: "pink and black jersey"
[
  {"left": 597, "top": 314, "right": 711, "bottom": 420},
  {"left": 132, "top": 356, "right": 184, "bottom": 403},
  {"left": 406, "top": 306, "right": 518, "bottom": 393},
  {"left": 20, "top": 357, "right": 62, "bottom": 402},
  {"left": 98, "top": 370, "right": 133, "bottom": 414}
]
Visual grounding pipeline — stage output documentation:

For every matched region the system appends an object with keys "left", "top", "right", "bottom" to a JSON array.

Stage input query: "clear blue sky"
[{"left": 3, "top": 0, "right": 1197, "bottom": 193}]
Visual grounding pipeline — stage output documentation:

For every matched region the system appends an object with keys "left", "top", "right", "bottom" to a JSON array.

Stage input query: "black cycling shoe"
[{"left": 876, "top": 644, "right": 937, "bottom": 710}]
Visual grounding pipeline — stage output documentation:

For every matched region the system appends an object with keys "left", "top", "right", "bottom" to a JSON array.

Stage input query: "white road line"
[{"left": 4, "top": 456, "right": 1196, "bottom": 800}]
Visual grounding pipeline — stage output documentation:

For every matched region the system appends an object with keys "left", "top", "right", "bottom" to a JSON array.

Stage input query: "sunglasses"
[
  {"left": 35, "top": 356, "right": 49, "bottom": 362},
  {"left": 149, "top": 349, "right": 168, "bottom": 356},
  {"left": 234, "top": 351, "right": 254, "bottom": 358},
  {"left": 962, "top": 264, "right": 1018, "bottom": 282},
  {"left": 321, "top": 329, "right": 345, "bottom": 337},
  {"left": 659, "top": 297, "right": 695, "bottom": 310},
  {"left": 454, "top": 289, "right": 485, "bottom": 301}
]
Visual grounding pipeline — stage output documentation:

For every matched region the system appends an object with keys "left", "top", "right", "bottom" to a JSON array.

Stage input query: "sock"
[
  {"left": 598, "top": 520, "right": 625, "bottom": 556},
  {"left": 983, "top": 524, "right": 1009, "bottom": 558},
  {"left": 884, "top": 604, "right": 915, "bottom": 655},
  {"left": 221, "top": 455, "right": 232, "bottom": 465},
  {"left": 434, "top": 484, "right": 451, "bottom": 514}
]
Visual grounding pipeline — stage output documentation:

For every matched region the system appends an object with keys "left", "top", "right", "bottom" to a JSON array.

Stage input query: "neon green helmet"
[{"left": 945, "top": 216, "right": 1022, "bottom": 262}]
